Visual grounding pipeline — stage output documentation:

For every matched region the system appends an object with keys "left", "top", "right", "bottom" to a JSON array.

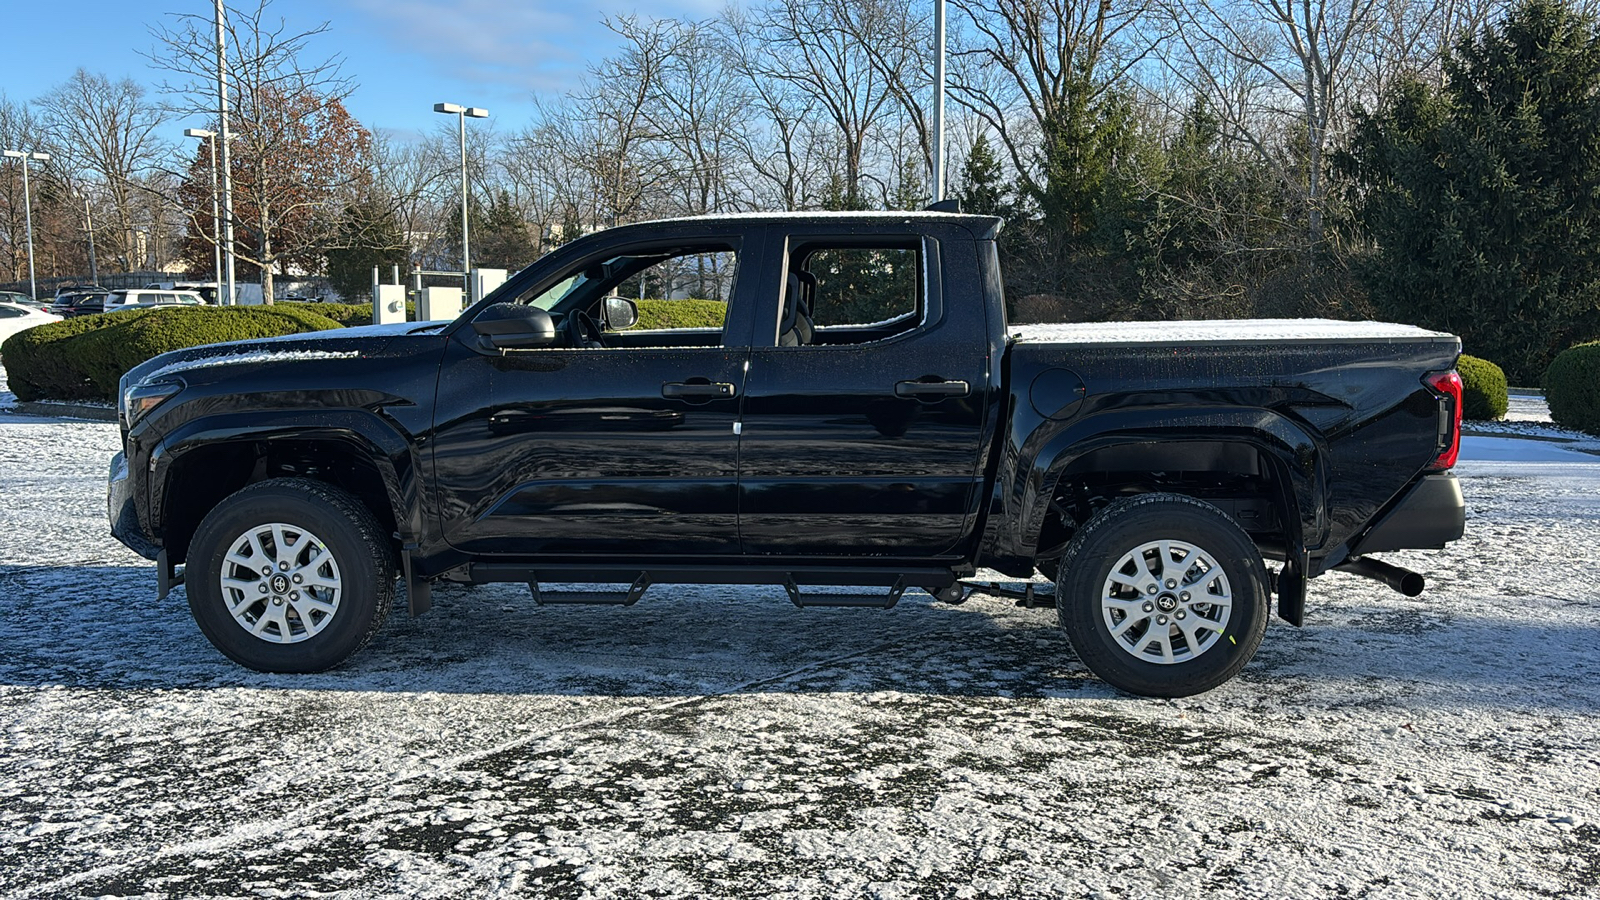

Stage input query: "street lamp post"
[
  {"left": 185, "top": 128, "right": 223, "bottom": 302},
  {"left": 72, "top": 189, "right": 99, "bottom": 285},
  {"left": 932, "top": 0, "right": 947, "bottom": 202},
  {"left": 3, "top": 149, "right": 51, "bottom": 301},
  {"left": 433, "top": 102, "right": 489, "bottom": 295},
  {"left": 215, "top": 0, "right": 236, "bottom": 305}
]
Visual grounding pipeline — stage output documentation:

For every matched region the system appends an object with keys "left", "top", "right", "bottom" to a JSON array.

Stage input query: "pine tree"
[
  {"left": 957, "top": 134, "right": 1011, "bottom": 219},
  {"left": 324, "top": 197, "right": 406, "bottom": 303},
  {"left": 1342, "top": 0, "right": 1600, "bottom": 382}
]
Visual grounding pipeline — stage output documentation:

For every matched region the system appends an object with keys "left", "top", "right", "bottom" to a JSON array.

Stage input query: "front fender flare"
[{"left": 148, "top": 408, "right": 422, "bottom": 545}]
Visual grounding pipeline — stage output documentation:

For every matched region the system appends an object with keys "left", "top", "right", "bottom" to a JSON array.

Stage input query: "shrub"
[
  {"left": 309, "top": 301, "right": 417, "bottom": 327},
  {"left": 633, "top": 298, "right": 726, "bottom": 330},
  {"left": 1457, "top": 354, "right": 1509, "bottom": 420},
  {"left": 1, "top": 306, "right": 342, "bottom": 402},
  {"left": 1544, "top": 341, "right": 1600, "bottom": 435}
]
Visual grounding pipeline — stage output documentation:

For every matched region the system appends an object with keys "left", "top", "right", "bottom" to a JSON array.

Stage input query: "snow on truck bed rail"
[{"left": 1015, "top": 318, "right": 1452, "bottom": 344}]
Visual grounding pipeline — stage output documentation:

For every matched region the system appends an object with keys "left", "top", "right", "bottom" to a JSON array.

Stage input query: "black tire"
[
  {"left": 1054, "top": 493, "right": 1269, "bottom": 697},
  {"left": 186, "top": 478, "right": 395, "bottom": 673}
]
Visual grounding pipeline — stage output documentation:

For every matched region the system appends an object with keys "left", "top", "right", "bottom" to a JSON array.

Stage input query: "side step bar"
[
  {"left": 530, "top": 574, "right": 651, "bottom": 606},
  {"left": 784, "top": 576, "right": 904, "bottom": 610},
  {"left": 479, "top": 564, "right": 960, "bottom": 609}
]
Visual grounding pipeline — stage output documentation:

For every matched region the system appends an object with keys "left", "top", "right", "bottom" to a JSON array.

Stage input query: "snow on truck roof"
[{"left": 1014, "top": 318, "right": 1454, "bottom": 345}]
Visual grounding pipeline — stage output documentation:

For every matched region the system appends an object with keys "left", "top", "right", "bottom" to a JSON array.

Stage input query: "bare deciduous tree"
[
  {"left": 149, "top": 0, "right": 366, "bottom": 302},
  {"left": 35, "top": 70, "right": 169, "bottom": 274}
]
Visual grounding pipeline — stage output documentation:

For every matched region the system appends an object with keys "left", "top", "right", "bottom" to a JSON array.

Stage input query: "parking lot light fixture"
[
  {"left": 185, "top": 128, "right": 223, "bottom": 302},
  {"left": 3, "top": 149, "right": 51, "bottom": 301},
  {"left": 434, "top": 102, "right": 489, "bottom": 294}
]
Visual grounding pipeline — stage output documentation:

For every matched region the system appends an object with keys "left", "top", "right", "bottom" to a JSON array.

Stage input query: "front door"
[{"left": 431, "top": 237, "right": 755, "bottom": 558}]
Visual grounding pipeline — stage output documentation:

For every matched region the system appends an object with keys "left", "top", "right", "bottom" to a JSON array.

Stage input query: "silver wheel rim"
[
  {"left": 219, "top": 522, "right": 342, "bottom": 644},
  {"left": 1101, "top": 539, "right": 1233, "bottom": 665}
]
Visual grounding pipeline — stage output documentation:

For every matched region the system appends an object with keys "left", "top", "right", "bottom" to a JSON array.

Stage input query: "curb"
[{"left": 8, "top": 401, "right": 118, "bottom": 423}]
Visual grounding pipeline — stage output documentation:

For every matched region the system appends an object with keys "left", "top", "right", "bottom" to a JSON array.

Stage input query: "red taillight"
[{"left": 1425, "top": 370, "right": 1462, "bottom": 471}]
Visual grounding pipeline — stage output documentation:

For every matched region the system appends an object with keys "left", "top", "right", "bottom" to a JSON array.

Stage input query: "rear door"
[{"left": 736, "top": 225, "right": 993, "bottom": 558}]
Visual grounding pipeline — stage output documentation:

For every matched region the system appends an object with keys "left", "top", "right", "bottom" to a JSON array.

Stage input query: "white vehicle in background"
[
  {"left": 105, "top": 289, "right": 206, "bottom": 311},
  {"left": 0, "top": 301, "right": 63, "bottom": 349}
]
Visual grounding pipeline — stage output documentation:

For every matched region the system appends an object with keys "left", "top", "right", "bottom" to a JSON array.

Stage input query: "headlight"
[{"left": 120, "top": 379, "right": 184, "bottom": 428}]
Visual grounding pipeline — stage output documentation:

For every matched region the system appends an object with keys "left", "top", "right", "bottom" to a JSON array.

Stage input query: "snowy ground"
[{"left": 1, "top": 372, "right": 1597, "bottom": 899}]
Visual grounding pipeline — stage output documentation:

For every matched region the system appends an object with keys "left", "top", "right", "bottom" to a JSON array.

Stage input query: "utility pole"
[
  {"left": 3, "top": 149, "right": 50, "bottom": 301},
  {"left": 932, "top": 0, "right": 947, "bottom": 202},
  {"left": 185, "top": 129, "right": 223, "bottom": 302},
  {"left": 215, "top": 0, "right": 237, "bottom": 305},
  {"left": 82, "top": 194, "right": 98, "bottom": 284},
  {"left": 433, "top": 102, "right": 489, "bottom": 295}
]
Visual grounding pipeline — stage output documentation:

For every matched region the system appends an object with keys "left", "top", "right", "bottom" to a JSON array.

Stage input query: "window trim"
[
  {"left": 763, "top": 234, "right": 943, "bottom": 350},
  {"left": 479, "top": 235, "right": 751, "bottom": 352}
]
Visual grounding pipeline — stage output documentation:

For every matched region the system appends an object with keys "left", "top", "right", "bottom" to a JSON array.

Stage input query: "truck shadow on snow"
[{"left": 0, "top": 564, "right": 1595, "bottom": 712}]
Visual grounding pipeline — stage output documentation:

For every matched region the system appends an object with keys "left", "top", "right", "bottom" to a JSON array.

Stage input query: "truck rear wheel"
[
  {"left": 186, "top": 478, "right": 395, "bottom": 673},
  {"left": 1054, "top": 493, "right": 1268, "bottom": 697}
]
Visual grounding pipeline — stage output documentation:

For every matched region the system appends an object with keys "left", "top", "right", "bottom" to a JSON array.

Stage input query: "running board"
[
  {"left": 962, "top": 580, "right": 1058, "bottom": 608},
  {"left": 529, "top": 574, "right": 651, "bottom": 606},
  {"left": 784, "top": 576, "right": 905, "bottom": 610}
]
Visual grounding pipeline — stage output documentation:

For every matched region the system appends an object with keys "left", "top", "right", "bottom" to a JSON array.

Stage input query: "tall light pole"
[
  {"left": 74, "top": 189, "right": 98, "bottom": 284},
  {"left": 215, "top": 0, "right": 237, "bottom": 305},
  {"left": 3, "top": 149, "right": 50, "bottom": 301},
  {"left": 185, "top": 128, "right": 223, "bottom": 302},
  {"left": 433, "top": 102, "right": 489, "bottom": 295},
  {"left": 932, "top": 0, "right": 947, "bottom": 202}
]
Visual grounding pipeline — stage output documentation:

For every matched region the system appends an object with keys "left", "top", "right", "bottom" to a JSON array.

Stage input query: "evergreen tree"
[
  {"left": 324, "top": 197, "right": 406, "bottom": 303},
  {"left": 957, "top": 133, "right": 1011, "bottom": 220},
  {"left": 1342, "top": 0, "right": 1600, "bottom": 382},
  {"left": 469, "top": 191, "right": 539, "bottom": 272}
]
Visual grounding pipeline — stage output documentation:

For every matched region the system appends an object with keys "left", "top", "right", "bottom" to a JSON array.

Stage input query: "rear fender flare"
[{"left": 1014, "top": 407, "right": 1326, "bottom": 563}]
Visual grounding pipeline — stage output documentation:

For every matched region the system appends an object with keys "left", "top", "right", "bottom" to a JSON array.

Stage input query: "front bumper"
[
  {"left": 108, "top": 451, "right": 160, "bottom": 560},
  {"left": 1352, "top": 472, "right": 1466, "bottom": 554}
]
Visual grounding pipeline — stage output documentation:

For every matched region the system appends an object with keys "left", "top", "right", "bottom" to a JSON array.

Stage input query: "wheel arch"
[
  {"left": 152, "top": 414, "right": 418, "bottom": 565},
  {"left": 1012, "top": 411, "right": 1326, "bottom": 568}
]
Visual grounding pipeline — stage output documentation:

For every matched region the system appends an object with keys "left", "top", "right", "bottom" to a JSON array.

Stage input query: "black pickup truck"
[{"left": 108, "top": 211, "right": 1465, "bottom": 696}]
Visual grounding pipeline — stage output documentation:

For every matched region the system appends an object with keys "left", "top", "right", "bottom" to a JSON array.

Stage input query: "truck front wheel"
[
  {"left": 186, "top": 478, "right": 395, "bottom": 673},
  {"left": 1055, "top": 493, "right": 1269, "bottom": 697}
]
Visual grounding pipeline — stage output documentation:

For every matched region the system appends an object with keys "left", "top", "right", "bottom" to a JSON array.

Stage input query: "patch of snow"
[
  {"left": 1014, "top": 318, "right": 1452, "bottom": 344},
  {"left": 0, "top": 376, "right": 1595, "bottom": 899},
  {"left": 141, "top": 349, "right": 360, "bottom": 382}
]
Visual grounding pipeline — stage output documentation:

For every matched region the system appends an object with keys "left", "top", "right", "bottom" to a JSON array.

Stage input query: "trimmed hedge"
[
  {"left": 1545, "top": 341, "right": 1600, "bottom": 436},
  {"left": 2, "top": 306, "right": 342, "bottom": 402},
  {"left": 306, "top": 301, "right": 418, "bottom": 327},
  {"left": 1458, "top": 354, "right": 1509, "bottom": 421},
  {"left": 634, "top": 298, "right": 727, "bottom": 330}
]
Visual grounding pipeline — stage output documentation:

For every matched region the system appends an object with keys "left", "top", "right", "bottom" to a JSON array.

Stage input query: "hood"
[{"left": 121, "top": 320, "right": 449, "bottom": 387}]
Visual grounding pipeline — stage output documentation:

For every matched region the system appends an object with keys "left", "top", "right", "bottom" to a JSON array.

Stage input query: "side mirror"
[
  {"left": 602, "top": 296, "right": 638, "bottom": 330},
  {"left": 472, "top": 303, "right": 556, "bottom": 350}
]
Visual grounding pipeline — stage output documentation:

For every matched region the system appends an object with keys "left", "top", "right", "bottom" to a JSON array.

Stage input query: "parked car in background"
[
  {"left": 0, "top": 301, "right": 62, "bottom": 348},
  {"left": 0, "top": 290, "right": 52, "bottom": 311},
  {"left": 50, "top": 292, "right": 109, "bottom": 318},
  {"left": 145, "top": 282, "right": 220, "bottom": 305},
  {"left": 105, "top": 289, "right": 206, "bottom": 311},
  {"left": 54, "top": 283, "right": 105, "bottom": 299}
]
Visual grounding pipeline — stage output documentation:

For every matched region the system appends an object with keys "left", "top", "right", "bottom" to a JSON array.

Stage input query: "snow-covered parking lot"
[{"left": 1, "top": 380, "right": 1597, "bottom": 899}]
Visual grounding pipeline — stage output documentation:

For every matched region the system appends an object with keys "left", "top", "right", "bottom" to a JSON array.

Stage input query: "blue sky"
[{"left": 3, "top": 0, "right": 728, "bottom": 138}]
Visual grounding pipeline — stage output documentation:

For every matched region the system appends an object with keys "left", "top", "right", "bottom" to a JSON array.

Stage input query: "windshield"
[{"left": 525, "top": 274, "right": 584, "bottom": 310}]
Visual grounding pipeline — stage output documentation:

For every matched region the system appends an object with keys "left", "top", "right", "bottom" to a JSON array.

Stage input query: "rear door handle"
[
  {"left": 662, "top": 381, "right": 737, "bottom": 399},
  {"left": 895, "top": 379, "right": 970, "bottom": 399}
]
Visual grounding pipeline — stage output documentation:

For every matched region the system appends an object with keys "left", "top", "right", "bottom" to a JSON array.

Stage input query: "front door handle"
[
  {"left": 662, "top": 381, "right": 737, "bottom": 399},
  {"left": 895, "top": 379, "right": 970, "bottom": 399}
]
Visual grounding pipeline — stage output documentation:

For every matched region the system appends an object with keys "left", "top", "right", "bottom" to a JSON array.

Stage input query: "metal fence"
[{"left": 0, "top": 271, "right": 172, "bottom": 299}]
